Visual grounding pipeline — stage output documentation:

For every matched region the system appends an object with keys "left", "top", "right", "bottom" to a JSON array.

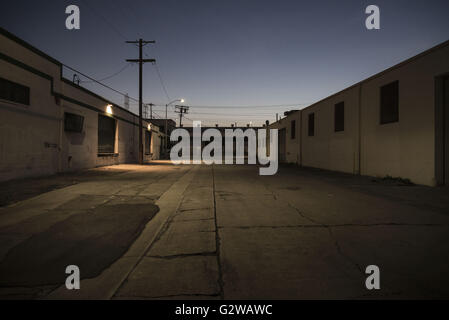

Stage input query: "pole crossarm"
[
  {"left": 126, "top": 40, "right": 156, "bottom": 45},
  {"left": 175, "top": 105, "right": 190, "bottom": 127},
  {"left": 126, "top": 59, "right": 156, "bottom": 63}
]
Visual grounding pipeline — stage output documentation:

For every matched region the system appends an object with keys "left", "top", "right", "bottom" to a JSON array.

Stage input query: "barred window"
[
  {"left": 98, "top": 114, "right": 116, "bottom": 154},
  {"left": 64, "top": 112, "right": 84, "bottom": 133},
  {"left": 0, "top": 77, "right": 30, "bottom": 105},
  {"left": 145, "top": 130, "right": 152, "bottom": 155}
]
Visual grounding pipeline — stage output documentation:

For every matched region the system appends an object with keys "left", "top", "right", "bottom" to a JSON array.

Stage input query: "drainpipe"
[
  {"left": 357, "top": 83, "right": 362, "bottom": 175},
  {"left": 299, "top": 110, "right": 303, "bottom": 167},
  {"left": 57, "top": 95, "right": 63, "bottom": 173}
]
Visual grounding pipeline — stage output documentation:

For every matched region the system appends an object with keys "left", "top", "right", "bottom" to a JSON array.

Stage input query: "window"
[
  {"left": 334, "top": 102, "right": 344, "bottom": 132},
  {"left": 98, "top": 114, "right": 116, "bottom": 154},
  {"left": 308, "top": 113, "right": 315, "bottom": 136},
  {"left": 145, "top": 130, "right": 152, "bottom": 155},
  {"left": 64, "top": 112, "right": 84, "bottom": 133},
  {"left": 380, "top": 81, "right": 399, "bottom": 124},
  {"left": 0, "top": 77, "right": 30, "bottom": 105},
  {"left": 291, "top": 120, "right": 296, "bottom": 139}
]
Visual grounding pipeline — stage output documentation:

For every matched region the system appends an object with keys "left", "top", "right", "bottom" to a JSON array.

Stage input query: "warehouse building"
[
  {"left": 271, "top": 39, "right": 449, "bottom": 186},
  {"left": 0, "top": 27, "right": 161, "bottom": 182}
]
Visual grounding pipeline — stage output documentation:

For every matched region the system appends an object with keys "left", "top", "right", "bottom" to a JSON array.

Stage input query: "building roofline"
[
  {"left": 61, "top": 78, "right": 140, "bottom": 118},
  {"left": 0, "top": 27, "right": 62, "bottom": 66},
  {"left": 0, "top": 27, "right": 144, "bottom": 120},
  {"left": 298, "top": 38, "right": 449, "bottom": 114}
]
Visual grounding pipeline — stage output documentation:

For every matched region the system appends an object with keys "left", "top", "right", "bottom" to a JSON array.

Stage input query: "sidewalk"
[{"left": 0, "top": 163, "right": 192, "bottom": 299}]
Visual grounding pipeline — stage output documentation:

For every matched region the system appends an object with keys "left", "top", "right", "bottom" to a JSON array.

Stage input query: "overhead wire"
[
  {"left": 71, "top": 1, "right": 302, "bottom": 124},
  {"left": 80, "top": 63, "right": 134, "bottom": 83}
]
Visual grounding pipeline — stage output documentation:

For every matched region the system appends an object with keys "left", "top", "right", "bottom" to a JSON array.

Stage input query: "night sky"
[{"left": 1, "top": 0, "right": 449, "bottom": 126}]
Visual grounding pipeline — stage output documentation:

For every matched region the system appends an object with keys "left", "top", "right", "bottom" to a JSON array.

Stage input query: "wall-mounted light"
[
  {"left": 106, "top": 104, "right": 113, "bottom": 115},
  {"left": 147, "top": 124, "right": 152, "bottom": 131}
]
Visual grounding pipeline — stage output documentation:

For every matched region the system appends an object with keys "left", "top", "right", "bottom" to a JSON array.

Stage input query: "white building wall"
[
  {"left": 0, "top": 28, "right": 161, "bottom": 182},
  {"left": 0, "top": 55, "right": 61, "bottom": 181}
]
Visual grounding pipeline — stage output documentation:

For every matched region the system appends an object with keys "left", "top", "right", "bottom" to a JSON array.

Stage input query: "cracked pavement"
[{"left": 1, "top": 162, "right": 449, "bottom": 299}]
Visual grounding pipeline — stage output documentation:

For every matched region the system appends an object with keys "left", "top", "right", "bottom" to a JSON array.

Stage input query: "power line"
[
  {"left": 184, "top": 103, "right": 311, "bottom": 109},
  {"left": 175, "top": 105, "right": 190, "bottom": 127},
  {"left": 64, "top": 64, "right": 135, "bottom": 101},
  {"left": 80, "top": 0, "right": 128, "bottom": 41},
  {"left": 80, "top": 63, "right": 133, "bottom": 83},
  {"left": 153, "top": 62, "right": 171, "bottom": 102},
  {"left": 143, "top": 49, "right": 172, "bottom": 103},
  {"left": 63, "top": 64, "right": 155, "bottom": 113}
]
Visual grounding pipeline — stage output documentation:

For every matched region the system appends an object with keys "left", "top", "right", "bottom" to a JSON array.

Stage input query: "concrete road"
[{"left": 0, "top": 162, "right": 448, "bottom": 299}]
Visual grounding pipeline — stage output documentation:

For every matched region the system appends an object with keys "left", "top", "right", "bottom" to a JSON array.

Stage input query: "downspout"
[
  {"left": 58, "top": 99, "right": 63, "bottom": 173},
  {"left": 357, "top": 83, "right": 362, "bottom": 175},
  {"left": 299, "top": 110, "right": 303, "bottom": 167}
]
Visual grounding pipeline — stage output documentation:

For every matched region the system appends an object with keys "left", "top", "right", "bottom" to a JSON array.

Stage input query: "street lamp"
[{"left": 165, "top": 99, "right": 185, "bottom": 156}]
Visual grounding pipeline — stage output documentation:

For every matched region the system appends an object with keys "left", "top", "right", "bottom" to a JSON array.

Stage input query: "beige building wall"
[
  {"left": 301, "top": 86, "right": 360, "bottom": 174},
  {"left": 0, "top": 28, "right": 161, "bottom": 182},
  {"left": 269, "top": 112, "right": 301, "bottom": 164},
  {"left": 273, "top": 39, "right": 449, "bottom": 186},
  {"left": 360, "top": 43, "right": 449, "bottom": 186}
]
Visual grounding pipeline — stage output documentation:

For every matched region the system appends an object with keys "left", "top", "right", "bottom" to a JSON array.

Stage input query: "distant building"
[
  {"left": 181, "top": 126, "right": 263, "bottom": 161},
  {"left": 0, "top": 27, "right": 162, "bottom": 182},
  {"left": 270, "top": 39, "right": 449, "bottom": 186}
]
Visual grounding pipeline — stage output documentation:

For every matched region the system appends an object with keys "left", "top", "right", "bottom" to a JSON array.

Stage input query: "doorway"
[
  {"left": 278, "top": 128, "right": 286, "bottom": 163},
  {"left": 435, "top": 75, "right": 449, "bottom": 185}
]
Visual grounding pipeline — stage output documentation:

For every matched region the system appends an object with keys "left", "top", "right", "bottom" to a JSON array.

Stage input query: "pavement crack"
[
  {"left": 287, "top": 203, "right": 322, "bottom": 225},
  {"left": 118, "top": 293, "right": 220, "bottom": 299},
  {"left": 212, "top": 165, "right": 225, "bottom": 300},
  {"left": 147, "top": 252, "right": 217, "bottom": 260},
  {"left": 278, "top": 196, "right": 365, "bottom": 275},
  {"left": 327, "top": 227, "right": 363, "bottom": 274},
  {"left": 179, "top": 208, "right": 211, "bottom": 212},
  {"left": 217, "top": 223, "right": 448, "bottom": 230},
  {"left": 174, "top": 218, "right": 215, "bottom": 222}
]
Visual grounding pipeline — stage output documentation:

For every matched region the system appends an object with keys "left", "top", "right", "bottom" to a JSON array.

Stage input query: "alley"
[{"left": 0, "top": 163, "right": 449, "bottom": 299}]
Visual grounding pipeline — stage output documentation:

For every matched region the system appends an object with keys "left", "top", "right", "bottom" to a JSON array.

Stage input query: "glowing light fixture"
[
  {"left": 147, "top": 124, "right": 151, "bottom": 130},
  {"left": 180, "top": 99, "right": 185, "bottom": 104},
  {"left": 106, "top": 104, "right": 113, "bottom": 115}
]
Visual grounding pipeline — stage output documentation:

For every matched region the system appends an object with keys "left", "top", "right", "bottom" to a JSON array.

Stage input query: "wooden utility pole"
[
  {"left": 175, "top": 105, "right": 190, "bottom": 127},
  {"left": 126, "top": 39, "right": 156, "bottom": 164}
]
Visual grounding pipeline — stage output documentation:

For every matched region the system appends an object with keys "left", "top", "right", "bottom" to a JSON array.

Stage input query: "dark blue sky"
[{"left": 1, "top": 0, "right": 449, "bottom": 125}]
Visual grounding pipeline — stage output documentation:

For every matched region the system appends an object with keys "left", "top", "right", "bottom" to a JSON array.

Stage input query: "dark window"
[
  {"left": 380, "top": 81, "right": 399, "bottom": 124},
  {"left": 308, "top": 113, "right": 315, "bottom": 136},
  {"left": 145, "top": 130, "right": 152, "bottom": 155},
  {"left": 64, "top": 112, "right": 84, "bottom": 133},
  {"left": 291, "top": 120, "right": 296, "bottom": 139},
  {"left": 334, "top": 102, "right": 345, "bottom": 132},
  {"left": 0, "top": 77, "right": 30, "bottom": 105},
  {"left": 98, "top": 114, "right": 116, "bottom": 154}
]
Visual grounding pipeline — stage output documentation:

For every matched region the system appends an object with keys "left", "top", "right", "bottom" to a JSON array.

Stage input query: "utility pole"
[
  {"left": 175, "top": 105, "right": 190, "bottom": 127},
  {"left": 126, "top": 39, "right": 156, "bottom": 164}
]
